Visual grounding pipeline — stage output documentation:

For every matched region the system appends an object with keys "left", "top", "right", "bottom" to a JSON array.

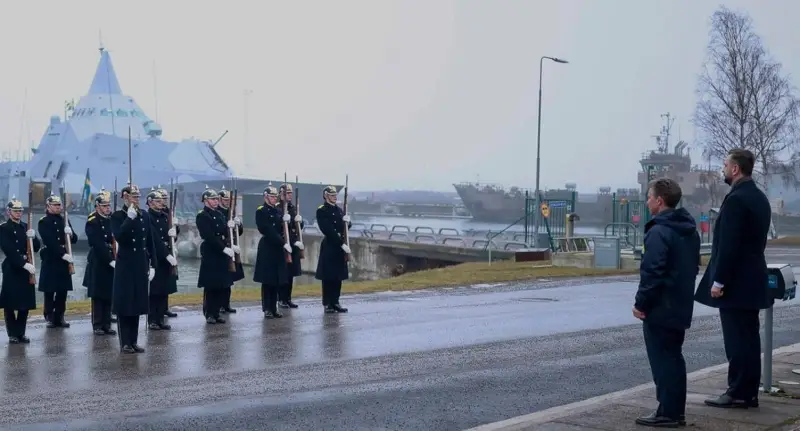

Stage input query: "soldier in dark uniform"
[
  {"left": 147, "top": 189, "right": 178, "bottom": 330},
  {"left": 156, "top": 185, "right": 179, "bottom": 319},
  {"left": 254, "top": 185, "right": 290, "bottom": 318},
  {"left": 0, "top": 198, "right": 41, "bottom": 344},
  {"left": 83, "top": 190, "right": 117, "bottom": 336},
  {"left": 110, "top": 184, "right": 156, "bottom": 354},
  {"left": 278, "top": 183, "right": 305, "bottom": 309},
  {"left": 38, "top": 194, "right": 78, "bottom": 327},
  {"left": 217, "top": 187, "right": 244, "bottom": 314},
  {"left": 315, "top": 185, "right": 351, "bottom": 313},
  {"left": 196, "top": 188, "right": 239, "bottom": 324}
]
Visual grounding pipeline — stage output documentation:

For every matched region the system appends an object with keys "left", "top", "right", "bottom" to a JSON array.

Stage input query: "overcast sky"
[{"left": 1, "top": 0, "right": 799, "bottom": 192}]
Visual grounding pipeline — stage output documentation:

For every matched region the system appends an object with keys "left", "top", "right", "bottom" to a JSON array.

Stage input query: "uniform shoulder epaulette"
[
  {"left": 39, "top": 216, "right": 45, "bottom": 221},
  {"left": 257, "top": 205, "right": 264, "bottom": 210},
  {"left": 87, "top": 215, "right": 96, "bottom": 222},
  {"left": 318, "top": 204, "right": 324, "bottom": 209},
  {"left": 197, "top": 210, "right": 203, "bottom": 215}
]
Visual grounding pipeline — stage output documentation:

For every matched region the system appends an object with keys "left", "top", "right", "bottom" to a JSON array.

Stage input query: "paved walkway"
[{"left": 468, "top": 343, "right": 800, "bottom": 431}]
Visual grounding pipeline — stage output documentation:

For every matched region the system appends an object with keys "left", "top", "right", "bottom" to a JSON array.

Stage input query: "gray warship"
[{"left": 0, "top": 46, "right": 333, "bottom": 239}]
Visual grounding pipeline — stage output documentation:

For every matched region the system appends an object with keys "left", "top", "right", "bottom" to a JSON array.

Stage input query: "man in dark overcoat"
[
  {"left": 315, "top": 185, "right": 351, "bottom": 313},
  {"left": 110, "top": 184, "right": 156, "bottom": 354},
  {"left": 253, "top": 185, "right": 290, "bottom": 318},
  {"left": 196, "top": 188, "right": 239, "bottom": 324},
  {"left": 0, "top": 198, "right": 41, "bottom": 343},
  {"left": 695, "top": 148, "right": 772, "bottom": 408},
  {"left": 147, "top": 189, "right": 178, "bottom": 330},
  {"left": 633, "top": 178, "right": 700, "bottom": 427},
  {"left": 279, "top": 183, "right": 305, "bottom": 309},
  {"left": 217, "top": 187, "right": 244, "bottom": 314},
  {"left": 38, "top": 194, "right": 78, "bottom": 328},
  {"left": 83, "top": 190, "right": 117, "bottom": 336},
  {"left": 156, "top": 185, "right": 179, "bottom": 319}
]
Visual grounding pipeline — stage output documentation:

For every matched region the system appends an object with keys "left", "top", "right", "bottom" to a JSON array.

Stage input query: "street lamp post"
[{"left": 533, "top": 56, "right": 568, "bottom": 248}]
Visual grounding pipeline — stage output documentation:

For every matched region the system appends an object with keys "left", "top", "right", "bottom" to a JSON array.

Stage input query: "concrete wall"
[
  {"left": 174, "top": 223, "right": 514, "bottom": 280},
  {"left": 552, "top": 252, "right": 639, "bottom": 270}
]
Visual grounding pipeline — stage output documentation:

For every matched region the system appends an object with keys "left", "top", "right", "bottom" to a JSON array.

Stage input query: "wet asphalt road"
[{"left": 0, "top": 269, "right": 798, "bottom": 431}]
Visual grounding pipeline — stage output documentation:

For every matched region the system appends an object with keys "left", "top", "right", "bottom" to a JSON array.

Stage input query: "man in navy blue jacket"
[{"left": 633, "top": 178, "right": 701, "bottom": 428}]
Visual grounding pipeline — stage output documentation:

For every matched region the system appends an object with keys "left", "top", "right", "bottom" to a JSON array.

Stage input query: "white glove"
[
  {"left": 148, "top": 267, "right": 155, "bottom": 281},
  {"left": 64, "top": 226, "right": 73, "bottom": 235},
  {"left": 109, "top": 261, "right": 116, "bottom": 269},
  {"left": 227, "top": 220, "right": 235, "bottom": 228},
  {"left": 127, "top": 207, "right": 137, "bottom": 219},
  {"left": 341, "top": 244, "right": 351, "bottom": 254},
  {"left": 23, "top": 263, "right": 35, "bottom": 274},
  {"left": 234, "top": 216, "right": 242, "bottom": 225},
  {"left": 167, "top": 227, "right": 177, "bottom": 237},
  {"left": 282, "top": 214, "right": 290, "bottom": 222},
  {"left": 283, "top": 243, "right": 292, "bottom": 253},
  {"left": 342, "top": 215, "right": 351, "bottom": 223},
  {"left": 232, "top": 245, "right": 241, "bottom": 254},
  {"left": 294, "top": 215, "right": 302, "bottom": 223},
  {"left": 26, "top": 229, "right": 35, "bottom": 238},
  {"left": 166, "top": 254, "right": 177, "bottom": 266},
  {"left": 223, "top": 247, "right": 234, "bottom": 258},
  {"left": 294, "top": 241, "right": 305, "bottom": 250},
  {"left": 62, "top": 254, "right": 73, "bottom": 263}
]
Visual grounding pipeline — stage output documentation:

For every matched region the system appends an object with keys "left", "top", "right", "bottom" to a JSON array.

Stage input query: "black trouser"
[
  {"left": 279, "top": 274, "right": 295, "bottom": 303},
  {"left": 261, "top": 284, "right": 278, "bottom": 312},
  {"left": 91, "top": 298, "right": 113, "bottom": 330},
  {"left": 148, "top": 295, "right": 168, "bottom": 325},
  {"left": 4, "top": 309, "right": 29, "bottom": 338},
  {"left": 321, "top": 280, "right": 342, "bottom": 307},
  {"left": 720, "top": 308, "right": 761, "bottom": 400},
  {"left": 117, "top": 315, "right": 140, "bottom": 348},
  {"left": 643, "top": 321, "right": 687, "bottom": 419},
  {"left": 43, "top": 291, "right": 68, "bottom": 322},
  {"left": 203, "top": 289, "right": 225, "bottom": 319},
  {"left": 222, "top": 286, "right": 232, "bottom": 310}
]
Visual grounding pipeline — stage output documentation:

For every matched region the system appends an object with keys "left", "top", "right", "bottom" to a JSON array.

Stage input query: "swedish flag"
[{"left": 82, "top": 168, "right": 92, "bottom": 212}]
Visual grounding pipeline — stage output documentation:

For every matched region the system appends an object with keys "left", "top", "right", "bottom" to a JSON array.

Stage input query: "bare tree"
[{"left": 693, "top": 6, "right": 800, "bottom": 191}]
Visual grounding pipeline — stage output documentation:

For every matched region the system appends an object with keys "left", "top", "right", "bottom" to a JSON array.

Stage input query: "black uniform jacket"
[
  {"left": 37, "top": 212, "right": 78, "bottom": 293},
  {"left": 148, "top": 208, "right": 179, "bottom": 296},
  {"left": 0, "top": 220, "right": 41, "bottom": 310},
  {"left": 634, "top": 208, "right": 700, "bottom": 330},
  {"left": 252, "top": 203, "right": 289, "bottom": 286},
  {"left": 281, "top": 200, "right": 305, "bottom": 277},
  {"left": 196, "top": 206, "right": 232, "bottom": 289},
  {"left": 315, "top": 202, "right": 351, "bottom": 282},
  {"left": 83, "top": 211, "right": 115, "bottom": 301},
  {"left": 695, "top": 178, "right": 772, "bottom": 310},
  {"left": 110, "top": 205, "right": 156, "bottom": 316},
  {"left": 217, "top": 206, "right": 244, "bottom": 283}
]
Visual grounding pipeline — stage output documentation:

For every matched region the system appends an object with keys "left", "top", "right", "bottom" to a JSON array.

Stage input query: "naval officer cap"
[{"left": 6, "top": 198, "right": 23, "bottom": 211}]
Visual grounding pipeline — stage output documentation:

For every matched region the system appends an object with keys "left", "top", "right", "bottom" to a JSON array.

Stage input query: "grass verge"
[
  {"left": 47, "top": 260, "right": 641, "bottom": 318},
  {"left": 769, "top": 236, "right": 800, "bottom": 246}
]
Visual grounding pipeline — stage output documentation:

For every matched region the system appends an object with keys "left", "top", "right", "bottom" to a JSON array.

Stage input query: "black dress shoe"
[
  {"left": 121, "top": 345, "right": 136, "bottom": 354},
  {"left": 8, "top": 337, "right": 19, "bottom": 344},
  {"left": 165, "top": 310, "right": 178, "bottom": 318},
  {"left": 206, "top": 317, "right": 217, "bottom": 324},
  {"left": 704, "top": 393, "right": 755, "bottom": 408},
  {"left": 158, "top": 323, "right": 172, "bottom": 330},
  {"left": 332, "top": 304, "right": 348, "bottom": 313},
  {"left": 58, "top": 320, "right": 71, "bottom": 328},
  {"left": 278, "top": 301, "right": 290, "bottom": 309},
  {"left": 324, "top": 306, "right": 336, "bottom": 314},
  {"left": 132, "top": 344, "right": 145, "bottom": 353},
  {"left": 94, "top": 328, "right": 106, "bottom": 336},
  {"left": 215, "top": 317, "right": 226, "bottom": 324},
  {"left": 263, "top": 310, "right": 283, "bottom": 319},
  {"left": 148, "top": 323, "right": 161, "bottom": 330},
  {"left": 103, "top": 327, "right": 117, "bottom": 336},
  {"left": 286, "top": 301, "right": 298, "bottom": 309},
  {"left": 224, "top": 307, "right": 237, "bottom": 313},
  {"left": 635, "top": 411, "right": 683, "bottom": 428},
  {"left": 18, "top": 335, "right": 30, "bottom": 344}
]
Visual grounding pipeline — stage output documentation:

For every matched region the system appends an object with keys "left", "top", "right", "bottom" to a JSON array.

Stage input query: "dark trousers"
[
  {"left": 148, "top": 295, "right": 168, "bottom": 325},
  {"left": 203, "top": 289, "right": 225, "bottom": 319},
  {"left": 4, "top": 309, "right": 29, "bottom": 338},
  {"left": 223, "top": 286, "right": 232, "bottom": 310},
  {"left": 91, "top": 298, "right": 113, "bottom": 330},
  {"left": 117, "top": 315, "right": 140, "bottom": 348},
  {"left": 261, "top": 284, "right": 278, "bottom": 312},
  {"left": 643, "top": 322, "right": 686, "bottom": 418},
  {"left": 321, "top": 280, "right": 342, "bottom": 306},
  {"left": 720, "top": 308, "right": 761, "bottom": 400},
  {"left": 43, "top": 291, "right": 68, "bottom": 322},
  {"left": 279, "top": 274, "right": 295, "bottom": 303}
]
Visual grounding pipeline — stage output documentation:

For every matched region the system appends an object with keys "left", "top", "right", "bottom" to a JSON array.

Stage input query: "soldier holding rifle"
[
  {"left": 110, "top": 184, "right": 156, "bottom": 354},
  {"left": 253, "top": 185, "right": 290, "bottom": 318},
  {"left": 278, "top": 182, "right": 304, "bottom": 309},
  {"left": 196, "top": 188, "right": 239, "bottom": 324},
  {"left": 38, "top": 194, "right": 78, "bottom": 328},
  {"left": 0, "top": 198, "right": 41, "bottom": 343},
  {"left": 146, "top": 189, "right": 178, "bottom": 330},
  {"left": 315, "top": 185, "right": 351, "bottom": 313},
  {"left": 217, "top": 187, "right": 244, "bottom": 314},
  {"left": 83, "top": 190, "right": 117, "bottom": 336},
  {"left": 157, "top": 185, "right": 179, "bottom": 319}
]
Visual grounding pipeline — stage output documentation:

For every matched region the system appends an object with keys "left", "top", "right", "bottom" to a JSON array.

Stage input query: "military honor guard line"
[{"left": 0, "top": 179, "right": 352, "bottom": 354}]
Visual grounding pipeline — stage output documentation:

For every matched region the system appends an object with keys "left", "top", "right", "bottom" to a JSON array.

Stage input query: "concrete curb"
[{"left": 465, "top": 342, "right": 800, "bottom": 431}]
